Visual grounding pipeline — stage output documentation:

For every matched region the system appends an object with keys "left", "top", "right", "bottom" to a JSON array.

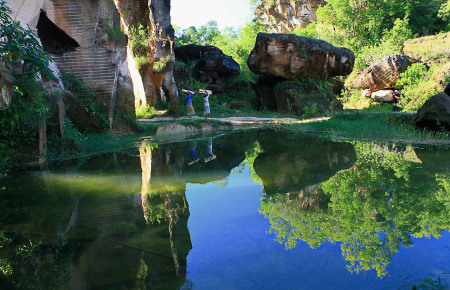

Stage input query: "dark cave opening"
[{"left": 37, "top": 10, "right": 79, "bottom": 56}]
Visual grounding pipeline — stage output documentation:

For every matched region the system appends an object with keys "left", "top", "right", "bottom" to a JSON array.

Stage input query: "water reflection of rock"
[{"left": 254, "top": 135, "right": 356, "bottom": 195}]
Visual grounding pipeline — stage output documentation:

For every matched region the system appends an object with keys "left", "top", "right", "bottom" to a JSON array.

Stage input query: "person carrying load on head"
[
  {"left": 392, "top": 90, "right": 402, "bottom": 112},
  {"left": 182, "top": 89, "right": 195, "bottom": 118},
  {"left": 200, "top": 89, "right": 212, "bottom": 118}
]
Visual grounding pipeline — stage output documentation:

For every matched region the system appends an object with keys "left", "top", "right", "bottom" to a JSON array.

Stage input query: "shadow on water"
[{"left": 0, "top": 128, "right": 448, "bottom": 288}]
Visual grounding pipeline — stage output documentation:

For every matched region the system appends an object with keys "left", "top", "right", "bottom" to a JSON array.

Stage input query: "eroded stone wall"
[{"left": 255, "top": 0, "right": 326, "bottom": 33}]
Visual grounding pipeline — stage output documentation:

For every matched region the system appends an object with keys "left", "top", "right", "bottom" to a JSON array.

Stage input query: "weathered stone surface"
[
  {"left": 10, "top": 0, "right": 135, "bottom": 131},
  {"left": 349, "top": 55, "right": 413, "bottom": 91},
  {"left": 445, "top": 82, "right": 450, "bottom": 96},
  {"left": 412, "top": 92, "right": 450, "bottom": 131},
  {"left": 255, "top": 0, "right": 326, "bottom": 33},
  {"left": 248, "top": 33, "right": 355, "bottom": 80},
  {"left": 329, "top": 77, "right": 344, "bottom": 96},
  {"left": 174, "top": 45, "right": 224, "bottom": 63},
  {"left": 194, "top": 53, "right": 240, "bottom": 83},
  {"left": 175, "top": 44, "right": 240, "bottom": 90},
  {"left": 115, "top": 0, "right": 181, "bottom": 114},
  {"left": 0, "top": 62, "right": 13, "bottom": 110}
]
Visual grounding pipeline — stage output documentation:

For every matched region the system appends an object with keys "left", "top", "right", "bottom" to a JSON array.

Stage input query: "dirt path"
[{"left": 139, "top": 116, "right": 331, "bottom": 126}]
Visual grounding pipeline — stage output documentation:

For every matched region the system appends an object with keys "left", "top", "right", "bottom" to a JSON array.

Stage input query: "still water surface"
[{"left": 0, "top": 129, "right": 449, "bottom": 289}]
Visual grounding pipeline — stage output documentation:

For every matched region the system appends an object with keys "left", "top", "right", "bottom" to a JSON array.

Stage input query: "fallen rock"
[
  {"left": 370, "top": 90, "right": 395, "bottom": 102},
  {"left": 329, "top": 77, "right": 345, "bottom": 96},
  {"left": 349, "top": 55, "right": 413, "bottom": 91},
  {"left": 412, "top": 92, "right": 450, "bottom": 131},
  {"left": 174, "top": 44, "right": 224, "bottom": 63},
  {"left": 0, "top": 62, "right": 13, "bottom": 110},
  {"left": 194, "top": 53, "right": 240, "bottom": 84},
  {"left": 444, "top": 82, "right": 450, "bottom": 96},
  {"left": 247, "top": 33, "right": 355, "bottom": 80}
]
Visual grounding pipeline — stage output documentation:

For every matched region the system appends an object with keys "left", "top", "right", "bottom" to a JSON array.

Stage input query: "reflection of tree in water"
[{"left": 260, "top": 142, "right": 450, "bottom": 277}]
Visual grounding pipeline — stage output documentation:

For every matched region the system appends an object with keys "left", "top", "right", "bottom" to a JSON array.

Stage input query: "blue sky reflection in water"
[
  {"left": 184, "top": 162, "right": 450, "bottom": 289},
  {"left": 0, "top": 129, "right": 449, "bottom": 289}
]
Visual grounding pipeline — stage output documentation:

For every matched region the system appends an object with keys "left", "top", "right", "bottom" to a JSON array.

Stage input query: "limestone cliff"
[
  {"left": 114, "top": 0, "right": 180, "bottom": 114},
  {"left": 10, "top": 0, "right": 135, "bottom": 130},
  {"left": 255, "top": 0, "right": 326, "bottom": 33}
]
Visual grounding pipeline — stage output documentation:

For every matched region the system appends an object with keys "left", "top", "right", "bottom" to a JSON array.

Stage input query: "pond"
[{"left": 1, "top": 129, "right": 449, "bottom": 289}]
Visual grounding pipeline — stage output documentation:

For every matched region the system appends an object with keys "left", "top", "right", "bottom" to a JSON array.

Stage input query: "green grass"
[{"left": 288, "top": 110, "right": 450, "bottom": 145}]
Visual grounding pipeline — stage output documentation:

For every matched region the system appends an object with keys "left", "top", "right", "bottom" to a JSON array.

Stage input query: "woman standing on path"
[
  {"left": 183, "top": 90, "right": 195, "bottom": 118},
  {"left": 202, "top": 89, "right": 212, "bottom": 118}
]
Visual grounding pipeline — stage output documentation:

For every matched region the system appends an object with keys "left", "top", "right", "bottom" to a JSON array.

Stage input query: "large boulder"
[
  {"left": 0, "top": 62, "right": 13, "bottom": 110},
  {"left": 174, "top": 44, "right": 224, "bottom": 63},
  {"left": 247, "top": 33, "right": 355, "bottom": 80},
  {"left": 194, "top": 53, "right": 240, "bottom": 84},
  {"left": 349, "top": 55, "right": 413, "bottom": 91},
  {"left": 412, "top": 92, "right": 450, "bottom": 131},
  {"left": 175, "top": 44, "right": 240, "bottom": 90}
]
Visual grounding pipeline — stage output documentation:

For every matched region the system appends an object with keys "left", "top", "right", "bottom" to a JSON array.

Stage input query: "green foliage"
[
  {"left": 396, "top": 63, "right": 442, "bottom": 111},
  {"left": 0, "top": 76, "right": 51, "bottom": 153},
  {"left": 105, "top": 26, "right": 126, "bottom": 46},
  {"left": 61, "top": 72, "right": 108, "bottom": 130},
  {"left": 176, "top": 21, "right": 221, "bottom": 46},
  {"left": 354, "top": 18, "right": 415, "bottom": 70},
  {"left": 0, "top": 0, "right": 54, "bottom": 79},
  {"left": 129, "top": 24, "right": 149, "bottom": 64},
  {"left": 301, "top": 103, "right": 320, "bottom": 119},
  {"left": 136, "top": 105, "right": 156, "bottom": 119}
]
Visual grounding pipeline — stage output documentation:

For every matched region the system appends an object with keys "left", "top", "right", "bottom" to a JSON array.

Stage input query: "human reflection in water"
[
  {"left": 204, "top": 137, "right": 216, "bottom": 163},
  {"left": 188, "top": 141, "right": 200, "bottom": 165}
]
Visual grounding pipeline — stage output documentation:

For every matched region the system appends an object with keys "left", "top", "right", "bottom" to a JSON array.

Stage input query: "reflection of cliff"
[
  {"left": 260, "top": 141, "right": 450, "bottom": 277},
  {"left": 254, "top": 134, "right": 356, "bottom": 194}
]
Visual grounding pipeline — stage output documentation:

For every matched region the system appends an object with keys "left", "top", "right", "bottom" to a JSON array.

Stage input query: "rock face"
[
  {"left": 255, "top": 0, "right": 326, "bottom": 33},
  {"left": 349, "top": 55, "right": 413, "bottom": 91},
  {"left": 174, "top": 45, "right": 223, "bottom": 63},
  {"left": 175, "top": 45, "right": 240, "bottom": 91},
  {"left": 412, "top": 92, "right": 450, "bottom": 131},
  {"left": 248, "top": 33, "right": 353, "bottom": 116},
  {"left": 248, "top": 33, "right": 355, "bottom": 80},
  {"left": 0, "top": 62, "right": 13, "bottom": 110},
  {"left": 9, "top": 0, "right": 135, "bottom": 130},
  {"left": 114, "top": 0, "right": 181, "bottom": 114}
]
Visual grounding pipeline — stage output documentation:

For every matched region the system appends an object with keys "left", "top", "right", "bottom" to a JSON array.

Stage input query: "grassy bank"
[{"left": 288, "top": 111, "right": 450, "bottom": 145}]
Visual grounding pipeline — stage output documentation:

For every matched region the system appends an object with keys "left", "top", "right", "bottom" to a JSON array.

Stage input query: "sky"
[{"left": 171, "top": 0, "right": 254, "bottom": 31}]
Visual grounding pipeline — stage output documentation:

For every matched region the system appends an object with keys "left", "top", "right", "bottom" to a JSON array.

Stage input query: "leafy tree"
[{"left": 0, "top": 0, "right": 53, "bottom": 79}]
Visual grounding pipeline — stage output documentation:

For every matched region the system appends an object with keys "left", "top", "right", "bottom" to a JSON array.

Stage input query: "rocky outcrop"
[
  {"left": 0, "top": 62, "right": 13, "bottom": 110},
  {"left": 114, "top": 0, "right": 181, "bottom": 115},
  {"left": 349, "top": 55, "right": 413, "bottom": 92},
  {"left": 248, "top": 33, "right": 355, "bottom": 80},
  {"left": 412, "top": 92, "right": 450, "bottom": 131},
  {"left": 9, "top": 0, "right": 135, "bottom": 131},
  {"left": 255, "top": 0, "right": 326, "bottom": 33},
  {"left": 174, "top": 45, "right": 223, "bottom": 63},
  {"left": 248, "top": 33, "right": 353, "bottom": 115},
  {"left": 175, "top": 44, "right": 240, "bottom": 91}
]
